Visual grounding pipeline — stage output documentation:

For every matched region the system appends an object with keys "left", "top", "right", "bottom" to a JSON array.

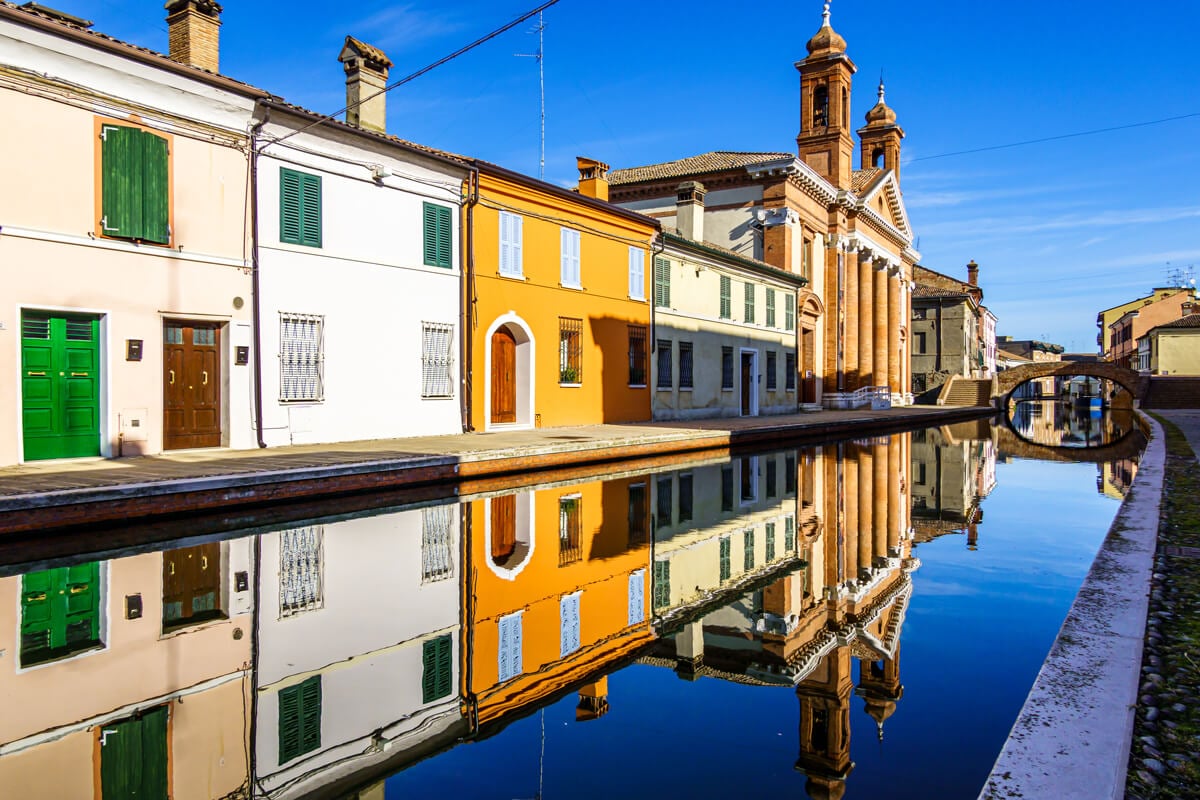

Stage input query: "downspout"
[
  {"left": 247, "top": 533, "right": 262, "bottom": 792},
  {"left": 649, "top": 230, "right": 665, "bottom": 417},
  {"left": 462, "top": 166, "right": 480, "bottom": 432},
  {"left": 249, "top": 103, "right": 270, "bottom": 448},
  {"left": 794, "top": 285, "right": 801, "bottom": 411}
]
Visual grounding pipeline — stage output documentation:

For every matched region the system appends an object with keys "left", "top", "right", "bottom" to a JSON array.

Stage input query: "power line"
[
  {"left": 905, "top": 111, "right": 1200, "bottom": 164},
  {"left": 262, "top": 0, "right": 564, "bottom": 152}
]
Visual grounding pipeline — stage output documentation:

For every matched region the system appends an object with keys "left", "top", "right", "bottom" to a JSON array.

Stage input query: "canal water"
[{"left": 0, "top": 411, "right": 1142, "bottom": 799}]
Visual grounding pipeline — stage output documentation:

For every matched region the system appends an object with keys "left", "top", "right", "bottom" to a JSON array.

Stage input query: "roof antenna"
[{"left": 515, "top": 11, "right": 546, "bottom": 180}]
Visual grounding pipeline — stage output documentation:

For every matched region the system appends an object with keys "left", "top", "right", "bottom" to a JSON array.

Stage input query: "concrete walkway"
[
  {"left": 0, "top": 405, "right": 993, "bottom": 534},
  {"left": 980, "top": 412, "right": 1165, "bottom": 800},
  {"left": 1156, "top": 410, "right": 1200, "bottom": 464}
]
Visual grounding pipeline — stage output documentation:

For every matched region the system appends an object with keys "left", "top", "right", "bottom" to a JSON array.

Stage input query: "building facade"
[
  {"left": 1140, "top": 311, "right": 1200, "bottom": 375},
  {"left": 1096, "top": 287, "right": 1193, "bottom": 356},
  {"left": 910, "top": 261, "right": 994, "bottom": 396},
  {"left": 1106, "top": 289, "right": 1196, "bottom": 369}
]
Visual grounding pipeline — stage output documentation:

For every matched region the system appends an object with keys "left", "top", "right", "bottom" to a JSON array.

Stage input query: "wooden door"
[
  {"left": 100, "top": 705, "right": 168, "bottom": 800},
  {"left": 164, "top": 322, "right": 221, "bottom": 449},
  {"left": 491, "top": 494, "right": 517, "bottom": 565},
  {"left": 802, "top": 328, "right": 817, "bottom": 403},
  {"left": 162, "top": 542, "right": 222, "bottom": 629},
  {"left": 491, "top": 328, "right": 517, "bottom": 424},
  {"left": 741, "top": 353, "right": 754, "bottom": 416},
  {"left": 21, "top": 313, "right": 100, "bottom": 460}
]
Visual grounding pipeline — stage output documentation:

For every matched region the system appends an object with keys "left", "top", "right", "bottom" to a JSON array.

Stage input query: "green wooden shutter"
[
  {"left": 280, "top": 168, "right": 303, "bottom": 244},
  {"left": 140, "top": 131, "right": 170, "bottom": 244},
  {"left": 278, "top": 683, "right": 302, "bottom": 762},
  {"left": 654, "top": 257, "right": 670, "bottom": 307},
  {"left": 423, "top": 203, "right": 452, "bottom": 268},
  {"left": 139, "top": 706, "right": 170, "bottom": 798},
  {"left": 299, "top": 675, "right": 322, "bottom": 753},
  {"left": 422, "top": 634, "right": 453, "bottom": 702},
  {"left": 279, "top": 675, "right": 321, "bottom": 763},
  {"left": 719, "top": 275, "right": 731, "bottom": 319},
  {"left": 719, "top": 537, "right": 731, "bottom": 582},
  {"left": 300, "top": 172, "right": 322, "bottom": 247},
  {"left": 19, "top": 569, "right": 54, "bottom": 661},
  {"left": 101, "top": 125, "right": 142, "bottom": 238}
]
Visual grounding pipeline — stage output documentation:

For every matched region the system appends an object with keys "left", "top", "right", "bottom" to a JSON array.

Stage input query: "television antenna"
[{"left": 515, "top": 11, "right": 546, "bottom": 180}]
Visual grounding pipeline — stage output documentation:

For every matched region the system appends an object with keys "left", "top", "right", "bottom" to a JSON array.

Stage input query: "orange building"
[
  {"left": 466, "top": 159, "right": 660, "bottom": 430},
  {"left": 463, "top": 476, "right": 655, "bottom": 726}
]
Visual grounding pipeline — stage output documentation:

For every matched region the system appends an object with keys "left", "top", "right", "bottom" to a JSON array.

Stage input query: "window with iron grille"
[
  {"left": 719, "top": 275, "right": 731, "bottom": 319},
  {"left": 421, "top": 322, "right": 455, "bottom": 398},
  {"left": 743, "top": 529, "right": 755, "bottom": 570},
  {"left": 766, "top": 351, "right": 777, "bottom": 390},
  {"left": 279, "top": 526, "right": 323, "bottom": 618},
  {"left": 279, "top": 314, "right": 324, "bottom": 402},
  {"left": 744, "top": 282, "right": 756, "bottom": 323},
  {"left": 766, "top": 522, "right": 776, "bottom": 561},
  {"left": 559, "top": 317, "right": 583, "bottom": 384},
  {"left": 421, "top": 505, "right": 454, "bottom": 582},
  {"left": 679, "top": 342, "right": 694, "bottom": 389},
  {"left": 785, "top": 294, "right": 796, "bottom": 331},
  {"left": 656, "top": 475, "right": 672, "bottom": 529},
  {"left": 628, "top": 325, "right": 648, "bottom": 386},
  {"left": 766, "top": 289, "right": 776, "bottom": 327},
  {"left": 559, "top": 495, "right": 582, "bottom": 566},
  {"left": 721, "top": 346, "right": 734, "bottom": 390},
  {"left": 678, "top": 473, "right": 693, "bottom": 522},
  {"left": 786, "top": 352, "right": 797, "bottom": 391},
  {"left": 656, "top": 339, "right": 672, "bottom": 389},
  {"left": 654, "top": 256, "right": 671, "bottom": 307}
]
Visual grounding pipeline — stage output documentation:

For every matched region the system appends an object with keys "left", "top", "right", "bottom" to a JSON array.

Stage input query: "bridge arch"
[{"left": 995, "top": 362, "right": 1147, "bottom": 402}]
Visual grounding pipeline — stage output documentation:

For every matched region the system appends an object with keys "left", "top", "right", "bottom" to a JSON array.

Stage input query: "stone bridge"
[
  {"left": 995, "top": 361, "right": 1148, "bottom": 401},
  {"left": 995, "top": 421, "right": 1147, "bottom": 464}
]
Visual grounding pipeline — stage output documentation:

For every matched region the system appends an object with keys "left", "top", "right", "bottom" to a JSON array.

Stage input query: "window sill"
[
  {"left": 560, "top": 283, "right": 583, "bottom": 291},
  {"left": 559, "top": 382, "right": 582, "bottom": 388},
  {"left": 656, "top": 385, "right": 673, "bottom": 392},
  {"left": 679, "top": 386, "right": 694, "bottom": 392},
  {"left": 628, "top": 296, "right": 648, "bottom": 303},
  {"left": 279, "top": 399, "right": 325, "bottom": 404},
  {"left": 497, "top": 271, "right": 527, "bottom": 281},
  {"left": 629, "top": 384, "right": 647, "bottom": 389}
]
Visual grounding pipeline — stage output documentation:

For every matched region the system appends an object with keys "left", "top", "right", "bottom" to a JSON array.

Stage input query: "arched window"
[
  {"left": 872, "top": 147, "right": 885, "bottom": 168},
  {"left": 812, "top": 86, "right": 829, "bottom": 128},
  {"left": 842, "top": 87, "right": 849, "bottom": 127}
]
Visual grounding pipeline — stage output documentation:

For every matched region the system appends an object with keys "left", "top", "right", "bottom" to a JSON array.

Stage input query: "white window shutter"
[
  {"left": 627, "top": 569, "right": 645, "bottom": 626},
  {"left": 629, "top": 247, "right": 645, "bottom": 300},
  {"left": 512, "top": 214, "right": 523, "bottom": 276}
]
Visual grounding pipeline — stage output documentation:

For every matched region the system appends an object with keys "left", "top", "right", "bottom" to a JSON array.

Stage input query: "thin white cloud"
[{"left": 342, "top": 4, "right": 465, "bottom": 53}]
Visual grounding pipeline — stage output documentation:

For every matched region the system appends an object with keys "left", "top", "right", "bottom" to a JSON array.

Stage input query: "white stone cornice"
[
  {"left": 903, "top": 245, "right": 922, "bottom": 263},
  {"left": 744, "top": 157, "right": 838, "bottom": 205}
]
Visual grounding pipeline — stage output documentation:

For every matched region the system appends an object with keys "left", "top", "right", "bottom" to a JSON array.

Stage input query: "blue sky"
[{"left": 65, "top": 0, "right": 1200, "bottom": 351}]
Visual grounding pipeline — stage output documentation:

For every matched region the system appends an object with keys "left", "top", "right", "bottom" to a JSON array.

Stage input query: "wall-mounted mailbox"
[
  {"left": 127, "top": 339, "right": 143, "bottom": 361},
  {"left": 126, "top": 594, "right": 143, "bottom": 620},
  {"left": 236, "top": 346, "right": 250, "bottom": 366}
]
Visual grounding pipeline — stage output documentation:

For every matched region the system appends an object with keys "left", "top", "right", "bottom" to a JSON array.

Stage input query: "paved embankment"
[
  {"left": 0, "top": 405, "right": 993, "bottom": 535},
  {"left": 980, "top": 411, "right": 1165, "bottom": 800}
]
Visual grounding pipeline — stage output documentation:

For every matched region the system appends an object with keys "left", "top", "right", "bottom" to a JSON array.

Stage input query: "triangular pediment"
[{"left": 857, "top": 170, "right": 911, "bottom": 241}]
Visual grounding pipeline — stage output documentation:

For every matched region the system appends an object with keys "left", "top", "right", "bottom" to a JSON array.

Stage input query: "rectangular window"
[
  {"left": 559, "top": 495, "right": 582, "bottom": 566},
  {"left": 721, "top": 465, "right": 734, "bottom": 512},
  {"left": 279, "top": 313, "right": 324, "bottom": 402},
  {"left": 498, "top": 612, "right": 524, "bottom": 682},
  {"left": 766, "top": 289, "right": 776, "bottom": 328},
  {"left": 629, "top": 247, "right": 646, "bottom": 300},
  {"left": 802, "top": 236, "right": 813, "bottom": 282},
  {"left": 278, "top": 675, "right": 322, "bottom": 763},
  {"left": 766, "top": 522, "right": 776, "bottom": 562},
  {"left": 560, "top": 227, "right": 581, "bottom": 288},
  {"left": 279, "top": 526, "right": 323, "bottom": 618},
  {"left": 422, "top": 635, "right": 453, "bottom": 702},
  {"left": 627, "top": 569, "right": 645, "bottom": 626},
  {"left": 423, "top": 202, "right": 452, "bottom": 268},
  {"left": 100, "top": 124, "right": 169, "bottom": 244},
  {"left": 721, "top": 346, "right": 734, "bottom": 390},
  {"left": 421, "top": 506, "right": 454, "bottom": 583},
  {"left": 743, "top": 530, "right": 755, "bottom": 571},
  {"left": 652, "top": 560, "right": 670, "bottom": 609},
  {"left": 560, "top": 592, "right": 581, "bottom": 657},
  {"left": 20, "top": 562, "right": 102, "bottom": 666},
  {"left": 719, "top": 275, "right": 731, "bottom": 319},
  {"left": 719, "top": 537, "right": 731, "bottom": 582},
  {"left": 559, "top": 317, "right": 583, "bottom": 384},
  {"left": 654, "top": 256, "right": 671, "bottom": 307},
  {"left": 279, "top": 167, "right": 321, "bottom": 248},
  {"left": 656, "top": 475, "right": 672, "bottom": 528},
  {"left": 744, "top": 282, "right": 756, "bottom": 323},
  {"left": 421, "top": 322, "right": 455, "bottom": 398},
  {"left": 740, "top": 457, "right": 757, "bottom": 503},
  {"left": 628, "top": 482, "right": 648, "bottom": 545},
  {"left": 785, "top": 294, "right": 796, "bottom": 331},
  {"left": 628, "top": 325, "right": 648, "bottom": 386},
  {"left": 679, "top": 342, "right": 694, "bottom": 389},
  {"left": 786, "top": 453, "right": 797, "bottom": 494},
  {"left": 656, "top": 339, "right": 673, "bottom": 389},
  {"left": 499, "top": 211, "right": 523, "bottom": 277},
  {"left": 785, "top": 516, "right": 796, "bottom": 552},
  {"left": 915, "top": 331, "right": 927, "bottom": 353},
  {"left": 766, "top": 351, "right": 778, "bottom": 390},
  {"left": 678, "top": 473, "right": 693, "bottom": 522},
  {"left": 766, "top": 457, "right": 778, "bottom": 498},
  {"left": 786, "top": 352, "right": 797, "bottom": 391}
]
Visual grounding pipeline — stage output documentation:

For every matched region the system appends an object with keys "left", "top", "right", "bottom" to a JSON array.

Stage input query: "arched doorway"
[
  {"left": 491, "top": 328, "right": 517, "bottom": 424},
  {"left": 484, "top": 314, "right": 535, "bottom": 430}
]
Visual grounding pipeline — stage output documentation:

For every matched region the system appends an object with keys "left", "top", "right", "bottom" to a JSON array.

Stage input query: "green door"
[
  {"left": 21, "top": 312, "right": 101, "bottom": 460},
  {"left": 20, "top": 561, "right": 102, "bottom": 666},
  {"left": 100, "top": 705, "right": 169, "bottom": 800}
]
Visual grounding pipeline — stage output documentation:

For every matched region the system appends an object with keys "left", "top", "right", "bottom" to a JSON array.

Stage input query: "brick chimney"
[
  {"left": 576, "top": 157, "right": 609, "bottom": 200},
  {"left": 338, "top": 36, "right": 392, "bottom": 134},
  {"left": 1182, "top": 300, "right": 1198, "bottom": 316},
  {"left": 675, "top": 181, "right": 706, "bottom": 242},
  {"left": 165, "top": 1, "right": 222, "bottom": 73},
  {"left": 967, "top": 259, "right": 979, "bottom": 286}
]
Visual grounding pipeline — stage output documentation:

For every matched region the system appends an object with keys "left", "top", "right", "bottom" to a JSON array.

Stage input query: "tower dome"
[
  {"left": 864, "top": 79, "right": 897, "bottom": 126},
  {"left": 806, "top": 2, "right": 847, "bottom": 56}
]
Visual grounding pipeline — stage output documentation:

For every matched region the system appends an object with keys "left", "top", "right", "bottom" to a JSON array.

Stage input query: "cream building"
[{"left": 1140, "top": 312, "right": 1200, "bottom": 375}]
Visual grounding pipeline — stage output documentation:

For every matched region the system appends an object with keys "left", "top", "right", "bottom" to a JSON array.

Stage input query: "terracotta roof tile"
[
  {"left": 342, "top": 35, "right": 392, "bottom": 68},
  {"left": 609, "top": 151, "right": 792, "bottom": 185},
  {"left": 851, "top": 168, "right": 882, "bottom": 192},
  {"left": 1155, "top": 313, "right": 1200, "bottom": 330},
  {"left": 912, "top": 285, "right": 970, "bottom": 299}
]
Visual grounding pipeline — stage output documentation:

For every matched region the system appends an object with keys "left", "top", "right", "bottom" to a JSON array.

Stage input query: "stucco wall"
[{"left": 1155, "top": 330, "right": 1200, "bottom": 375}]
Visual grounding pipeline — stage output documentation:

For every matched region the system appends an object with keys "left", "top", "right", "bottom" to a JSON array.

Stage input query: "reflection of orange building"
[{"left": 464, "top": 476, "right": 655, "bottom": 727}]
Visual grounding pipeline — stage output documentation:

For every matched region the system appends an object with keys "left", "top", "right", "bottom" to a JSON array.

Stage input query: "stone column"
[
  {"left": 843, "top": 244, "right": 859, "bottom": 393},
  {"left": 857, "top": 444, "right": 873, "bottom": 581},
  {"left": 858, "top": 251, "right": 874, "bottom": 389},
  {"left": 826, "top": 446, "right": 842, "bottom": 590},
  {"left": 844, "top": 444, "right": 859, "bottom": 585},
  {"left": 888, "top": 268, "right": 902, "bottom": 400},
  {"left": 873, "top": 259, "right": 888, "bottom": 391},
  {"left": 887, "top": 437, "right": 901, "bottom": 556},
  {"left": 873, "top": 441, "right": 888, "bottom": 565}
]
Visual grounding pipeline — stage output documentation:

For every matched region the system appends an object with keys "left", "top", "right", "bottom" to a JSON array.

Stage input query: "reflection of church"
[{"left": 640, "top": 436, "right": 916, "bottom": 799}]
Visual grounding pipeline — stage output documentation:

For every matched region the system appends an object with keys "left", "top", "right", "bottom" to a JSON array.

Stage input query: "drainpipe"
[
  {"left": 462, "top": 166, "right": 480, "bottom": 432},
  {"left": 649, "top": 230, "right": 665, "bottom": 416},
  {"left": 794, "top": 286, "right": 801, "bottom": 412},
  {"left": 247, "top": 533, "right": 262, "bottom": 792},
  {"left": 249, "top": 103, "right": 270, "bottom": 448}
]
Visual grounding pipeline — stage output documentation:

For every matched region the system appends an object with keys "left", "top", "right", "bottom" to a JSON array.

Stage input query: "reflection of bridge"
[
  {"left": 995, "top": 362, "right": 1147, "bottom": 401},
  {"left": 995, "top": 423, "right": 1147, "bottom": 464}
]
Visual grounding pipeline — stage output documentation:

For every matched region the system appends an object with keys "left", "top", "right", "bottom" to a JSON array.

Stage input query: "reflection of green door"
[
  {"left": 100, "top": 705, "right": 168, "bottom": 800},
  {"left": 21, "top": 313, "right": 100, "bottom": 460}
]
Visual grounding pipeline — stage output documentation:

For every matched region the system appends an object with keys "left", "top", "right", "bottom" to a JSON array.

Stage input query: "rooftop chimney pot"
[
  {"left": 165, "top": 0, "right": 222, "bottom": 73},
  {"left": 338, "top": 36, "right": 392, "bottom": 134},
  {"left": 966, "top": 259, "right": 979, "bottom": 286},
  {"left": 576, "top": 157, "right": 610, "bottom": 201}
]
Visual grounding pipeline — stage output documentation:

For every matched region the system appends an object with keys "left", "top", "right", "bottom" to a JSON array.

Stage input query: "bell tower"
[
  {"left": 796, "top": 2, "right": 857, "bottom": 190},
  {"left": 858, "top": 78, "right": 905, "bottom": 184}
]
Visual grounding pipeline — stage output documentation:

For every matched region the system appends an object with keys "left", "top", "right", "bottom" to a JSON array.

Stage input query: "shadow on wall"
[{"left": 588, "top": 315, "right": 651, "bottom": 425}]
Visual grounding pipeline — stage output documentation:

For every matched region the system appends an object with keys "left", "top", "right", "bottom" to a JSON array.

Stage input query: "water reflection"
[
  {"left": 0, "top": 420, "right": 1137, "bottom": 799},
  {"left": 1008, "top": 399, "right": 1135, "bottom": 449}
]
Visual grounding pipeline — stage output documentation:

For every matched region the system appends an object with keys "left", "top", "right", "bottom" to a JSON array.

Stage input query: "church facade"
[{"left": 608, "top": 4, "right": 918, "bottom": 408}]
